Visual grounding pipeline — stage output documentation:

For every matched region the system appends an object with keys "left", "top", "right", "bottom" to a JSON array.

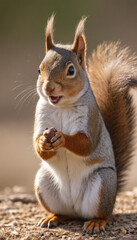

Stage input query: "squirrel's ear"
[
  {"left": 72, "top": 17, "right": 87, "bottom": 67},
  {"left": 45, "top": 14, "right": 55, "bottom": 53}
]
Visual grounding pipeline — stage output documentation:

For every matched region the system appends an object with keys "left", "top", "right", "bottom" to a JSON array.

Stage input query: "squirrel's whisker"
[{"left": 15, "top": 89, "right": 36, "bottom": 109}]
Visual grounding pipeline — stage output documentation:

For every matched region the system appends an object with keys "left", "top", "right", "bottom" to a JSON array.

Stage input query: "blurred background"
[{"left": 1, "top": 0, "right": 137, "bottom": 191}]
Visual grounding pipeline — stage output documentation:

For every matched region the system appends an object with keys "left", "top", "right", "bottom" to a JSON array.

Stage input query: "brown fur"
[
  {"left": 86, "top": 157, "right": 102, "bottom": 167},
  {"left": 39, "top": 46, "right": 85, "bottom": 98},
  {"left": 64, "top": 132, "right": 92, "bottom": 156},
  {"left": 88, "top": 42, "right": 137, "bottom": 191}
]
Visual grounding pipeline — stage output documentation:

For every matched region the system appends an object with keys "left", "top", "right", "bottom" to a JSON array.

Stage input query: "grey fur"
[{"left": 97, "top": 168, "right": 117, "bottom": 217}]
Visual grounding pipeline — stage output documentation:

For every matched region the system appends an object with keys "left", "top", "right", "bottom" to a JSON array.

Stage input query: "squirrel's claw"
[
  {"left": 83, "top": 219, "right": 107, "bottom": 235},
  {"left": 37, "top": 216, "right": 57, "bottom": 228},
  {"left": 39, "top": 135, "right": 53, "bottom": 151},
  {"left": 37, "top": 215, "right": 69, "bottom": 228},
  {"left": 51, "top": 132, "right": 65, "bottom": 150}
]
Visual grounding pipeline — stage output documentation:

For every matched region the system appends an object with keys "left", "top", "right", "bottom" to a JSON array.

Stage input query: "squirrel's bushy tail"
[{"left": 88, "top": 42, "right": 137, "bottom": 191}]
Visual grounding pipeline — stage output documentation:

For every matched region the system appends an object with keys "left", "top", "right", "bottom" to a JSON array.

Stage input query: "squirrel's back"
[{"left": 88, "top": 42, "right": 137, "bottom": 191}]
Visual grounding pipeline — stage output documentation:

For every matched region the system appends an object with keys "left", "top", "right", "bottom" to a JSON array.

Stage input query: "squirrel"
[{"left": 33, "top": 15, "right": 137, "bottom": 234}]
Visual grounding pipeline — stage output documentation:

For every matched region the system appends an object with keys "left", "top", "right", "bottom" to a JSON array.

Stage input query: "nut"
[{"left": 43, "top": 127, "right": 57, "bottom": 142}]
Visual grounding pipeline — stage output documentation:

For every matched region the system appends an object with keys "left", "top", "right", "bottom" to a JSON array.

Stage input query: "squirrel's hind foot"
[
  {"left": 83, "top": 218, "right": 107, "bottom": 235},
  {"left": 37, "top": 215, "right": 69, "bottom": 228}
]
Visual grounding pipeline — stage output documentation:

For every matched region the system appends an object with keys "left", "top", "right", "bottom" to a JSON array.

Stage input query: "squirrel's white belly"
[
  {"left": 56, "top": 148, "right": 87, "bottom": 209},
  {"left": 36, "top": 148, "right": 102, "bottom": 218}
]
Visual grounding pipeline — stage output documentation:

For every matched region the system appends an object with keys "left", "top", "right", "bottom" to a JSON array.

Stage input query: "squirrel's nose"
[{"left": 45, "top": 82, "right": 55, "bottom": 95}]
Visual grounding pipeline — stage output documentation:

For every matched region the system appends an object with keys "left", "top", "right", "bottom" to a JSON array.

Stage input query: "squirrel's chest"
[
  {"left": 35, "top": 103, "right": 88, "bottom": 138},
  {"left": 53, "top": 107, "right": 88, "bottom": 135},
  {"left": 55, "top": 109, "right": 74, "bottom": 133}
]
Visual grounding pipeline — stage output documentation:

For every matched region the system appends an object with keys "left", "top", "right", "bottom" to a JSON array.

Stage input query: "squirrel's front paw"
[
  {"left": 39, "top": 135, "right": 53, "bottom": 152},
  {"left": 51, "top": 132, "right": 65, "bottom": 150}
]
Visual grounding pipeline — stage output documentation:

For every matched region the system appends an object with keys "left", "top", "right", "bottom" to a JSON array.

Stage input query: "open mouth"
[{"left": 48, "top": 96, "right": 62, "bottom": 104}]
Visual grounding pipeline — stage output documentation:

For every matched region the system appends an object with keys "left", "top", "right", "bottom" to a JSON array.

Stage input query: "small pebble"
[{"left": 120, "top": 228, "right": 127, "bottom": 235}]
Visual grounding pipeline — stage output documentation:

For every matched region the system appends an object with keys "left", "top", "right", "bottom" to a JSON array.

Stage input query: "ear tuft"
[
  {"left": 45, "top": 14, "right": 55, "bottom": 53},
  {"left": 74, "top": 16, "right": 87, "bottom": 40},
  {"left": 72, "top": 17, "right": 87, "bottom": 67}
]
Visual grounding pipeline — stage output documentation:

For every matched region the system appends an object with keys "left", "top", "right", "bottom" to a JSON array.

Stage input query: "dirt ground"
[{"left": 0, "top": 186, "right": 137, "bottom": 240}]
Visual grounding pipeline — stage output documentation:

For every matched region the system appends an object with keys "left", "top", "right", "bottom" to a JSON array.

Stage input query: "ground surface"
[{"left": 0, "top": 187, "right": 137, "bottom": 240}]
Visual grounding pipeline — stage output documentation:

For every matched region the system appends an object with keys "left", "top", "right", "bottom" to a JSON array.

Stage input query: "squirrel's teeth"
[{"left": 49, "top": 96, "right": 62, "bottom": 104}]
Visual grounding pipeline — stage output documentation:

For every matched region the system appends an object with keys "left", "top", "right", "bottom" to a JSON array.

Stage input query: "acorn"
[{"left": 43, "top": 127, "right": 57, "bottom": 142}]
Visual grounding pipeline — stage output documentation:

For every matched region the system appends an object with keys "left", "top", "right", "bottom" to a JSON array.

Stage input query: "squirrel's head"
[{"left": 37, "top": 15, "right": 88, "bottom": 107}]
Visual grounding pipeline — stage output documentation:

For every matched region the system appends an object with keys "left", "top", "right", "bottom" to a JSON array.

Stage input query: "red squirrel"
[{"left": 33, "top": 15, "right": 137, "bottom": 234}]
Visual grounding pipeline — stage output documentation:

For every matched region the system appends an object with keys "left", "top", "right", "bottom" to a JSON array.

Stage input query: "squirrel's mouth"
[{"left": 48, "top": 96, "right": 62, "bottom": 104}]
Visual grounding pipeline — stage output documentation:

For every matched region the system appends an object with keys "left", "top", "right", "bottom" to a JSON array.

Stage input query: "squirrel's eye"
[
  {"left": 67, "top": 65, "right": 75, "bottom": 76},
  {"left": 38, "top": 68, "right": 41, "bottom": 75}
]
